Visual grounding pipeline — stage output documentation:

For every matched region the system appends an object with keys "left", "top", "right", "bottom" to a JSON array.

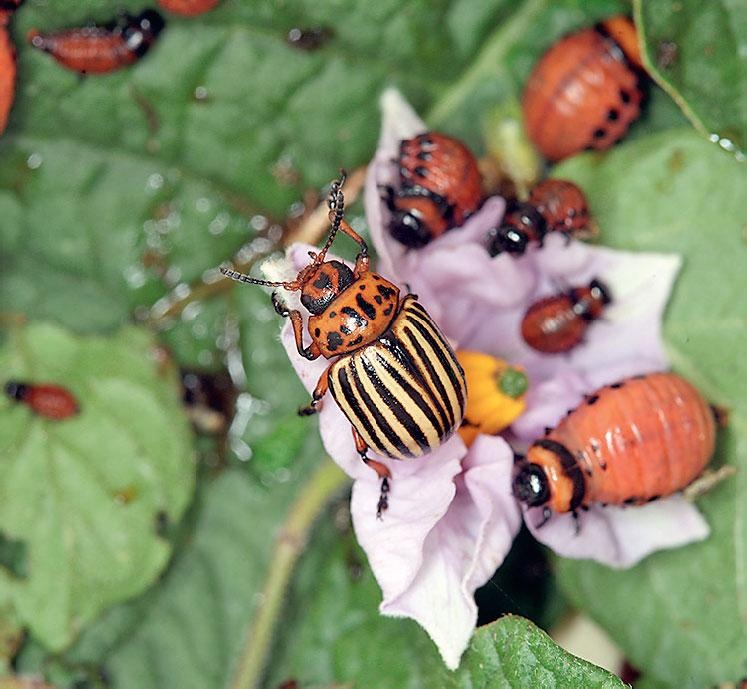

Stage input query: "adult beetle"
[{"left": 221, "top": 173, "right": 467, "bottom": 516}]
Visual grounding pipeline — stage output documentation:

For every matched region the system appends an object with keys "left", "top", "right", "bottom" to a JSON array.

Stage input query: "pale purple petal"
[
  {"left": 524, "top": 495, "right": 709, "bottom": 568},
  {"left": 458, "top": 240, "right": 682, "bottom": 387},
  {"left": 510, "top": 369, "right": 589, "bottom": 442},
  {"left": 366, "top": 435, "right": 521, "bottom": 669}
]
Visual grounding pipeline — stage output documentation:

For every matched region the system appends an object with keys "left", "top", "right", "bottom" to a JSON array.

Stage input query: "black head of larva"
[
  {"left": 589, "top": 278, "right": 612, "bottom": 305},
  {"left": 135, "top": 9, "right": 165, "bottom": 37},
  {"left": 487, "top": 225, "right": 529, "bottom": 256},
  {"left": 388, "top": 208, "right": 432, "bottom": 248},
  {"left": 512, "top": 462, "right": 550, "bottom": 507}
]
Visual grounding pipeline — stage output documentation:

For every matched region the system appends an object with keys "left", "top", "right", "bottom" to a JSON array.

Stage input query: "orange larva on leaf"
[
  {"left": 28, "top": 10, "right": 165, "bottom": 74},
  {"left": 5, "top": 381, "right": 80, "bottom": 420},
  {"left": 522, "top": 16, "right": 643, "bottom": 161}
]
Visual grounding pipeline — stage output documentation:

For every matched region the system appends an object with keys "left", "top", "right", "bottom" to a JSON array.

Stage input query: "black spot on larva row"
[
  {"left": 610, "top": 381, "right": 625, "bottom": 389},
  {"left": 586, "top": 394, "right": 599, "bottom": 405}
]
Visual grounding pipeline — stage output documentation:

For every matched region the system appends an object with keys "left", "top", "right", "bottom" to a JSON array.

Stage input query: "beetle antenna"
[
  {"left": 313, "top": 169, "right": 347, "bottom": 264},
  {"left": 219, "top": 266, "right": 300, "bottom": 290}
]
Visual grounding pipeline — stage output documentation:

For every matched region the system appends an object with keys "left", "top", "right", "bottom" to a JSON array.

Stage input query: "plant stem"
[{"left": 228, "top": 460, "right": 349, "bottom": 689}]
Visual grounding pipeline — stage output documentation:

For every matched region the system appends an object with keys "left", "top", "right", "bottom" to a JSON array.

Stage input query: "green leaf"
[
  {"left": 266, "top": 516, "right": 597, "bottom": 689},
  {"left": 633, "top": 0, "right": 747, "bottom": 158},
  {"left": 455, "top": 616, "right": 625, "bottom": 689},
  {"left": 553, "top": 129, "right": 747, "bottom": 688},
  {"left": 20, "top": 449, "right": 337, "bottom": 689},
  {"left": 0, "top": 322, "right": 195, "bottom": 651}
]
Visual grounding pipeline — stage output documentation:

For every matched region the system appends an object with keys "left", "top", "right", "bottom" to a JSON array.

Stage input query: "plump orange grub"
[
  {"left": 0, "top": 26, "right": 15, "bottom": 134},
  {"left": 457, "top": 351, "right": 528, "bottom": 446},
  {"left": 521, "top": 279, "right": 611, "bottom": 354},
  {"left": 157, "top": 0, "right": 220, "bottom": 16},
  {"left": 5, "top": 381, "right": 80, "bottom": 420},
  {"left": 522, "top": 16, "right": 643, "bottom": 161},
  {"left": 27, "top": 10, "right": 164, "bottom": 74},
  {"left": 512, "top": 373, "right": 717, "bottom": 515},
  {"left": 528, "top": 179, "right": 592, "bottom": 235},
  {"left": 385, "top": 132, "right": 483, "bottom": 247}
]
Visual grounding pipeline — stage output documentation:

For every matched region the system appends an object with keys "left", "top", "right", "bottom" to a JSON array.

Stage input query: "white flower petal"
[{"left": 524, "top": 495, "right": 709, "bottom": 568}]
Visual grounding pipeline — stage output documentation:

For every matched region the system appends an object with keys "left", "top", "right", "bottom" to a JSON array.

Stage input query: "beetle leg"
[
  {"left": 298, "top": 364, "right": 331, "bottom": 416},
  {"left": 326, "top": 215, "right": 369, "bottom": 275},
  {"left": 278, "top": 304, "right": 321, "bottom": 361},
  {"left": 351, "top": 426, "right": 392, "bottom": 518},
  {"left": 536, "top": 506, "right": 552, "bottom": 528}
]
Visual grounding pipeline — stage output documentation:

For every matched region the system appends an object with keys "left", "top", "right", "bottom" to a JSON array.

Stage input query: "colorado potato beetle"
[
  {"left": 521, "top": 279, "right": 611, "bottom": 354},
  {"left": 384, "top": 132, "right": 482, "bottom": 248},
  {"left": 28, "top": 9, "right": 165, "bottom": 74},
  {"left": 512, "top": 373, "right": 717, "bottom": 519},
  {"left": 5, "top": 381, "right": 80, "bottom": 420},
  {"left": 157, "top": 0, "right": 220, "bottom": 16},
  {"left": 522, "top": 16, "right": 643, "bottom": 161},
  {"left": 221, "top": 173, "right": 467, "bottom": 516}
]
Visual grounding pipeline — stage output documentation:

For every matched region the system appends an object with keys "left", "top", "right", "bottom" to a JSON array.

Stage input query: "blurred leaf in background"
[{"left": 0, "top": 323, "right": 194, "bottom": 652}]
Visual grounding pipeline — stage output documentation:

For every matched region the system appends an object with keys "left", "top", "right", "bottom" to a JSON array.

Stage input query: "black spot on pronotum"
[
  {"left": 341, "top": 306, "right": 366, "bottom": 330},
  {"left": 314, "top": 328, "right": 321, "bottom": 337},
  {"left": 586, "top": 394, "right": 599, "bottom": 405},
  {"left": 356, "top": 294, "right": 377, "bottom": 320},
  {"left": 610, "top": 381, "right": 624, "bottom": 389},
  {"left": 377, "top": 284, "right": 395, "bottom": 299},
  {"left": 327, "top": 331, "right": 343, "bottom": 351},
  {"left": 374, "top": 295, "right": 383, "bottom": 305}
]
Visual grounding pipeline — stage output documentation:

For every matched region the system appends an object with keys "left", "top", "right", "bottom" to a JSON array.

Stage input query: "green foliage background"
[{"left": 0, "top": 0, "right": 744, "bottom": 687}]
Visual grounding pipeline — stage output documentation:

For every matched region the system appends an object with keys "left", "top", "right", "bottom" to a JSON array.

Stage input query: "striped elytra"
[
  {"left": 328, "top": 296, "right": 465, "bottom": 460},
  {"left": 27, "top": 10, "right": 164, "bottom": 74},
  {"left": 522, "top": 16, "right": 643, "bottom": 161},
  {"left": 512, "top": 373, "right": 717, "bottom": 513},
  {"left": 220, "top": 172, "right": 467, "bottom": 515},
  {"left": 384, "top": 132, "right": 482, "bottom": 247},
  {"left": 5, "top": 381, "right": 80, "bottom": 420}
]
